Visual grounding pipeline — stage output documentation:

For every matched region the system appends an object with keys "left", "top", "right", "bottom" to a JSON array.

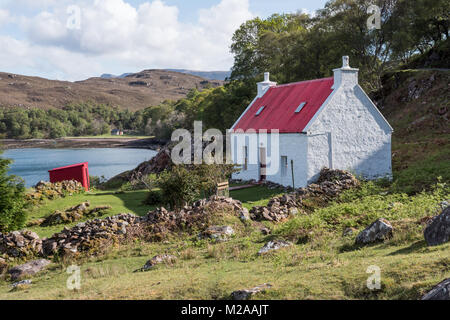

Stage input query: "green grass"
[
  {"left": 2, "top": 177, "right": 448, "bottom": 300},
  {"left": 231, "top": 186, "right": 284, "bottom": 210},
  {"left": 26, "top": 190, "right": 155, "bottom": 238},
  {"left": 0, "top": 224, "right": 448, "bottom": 300}
]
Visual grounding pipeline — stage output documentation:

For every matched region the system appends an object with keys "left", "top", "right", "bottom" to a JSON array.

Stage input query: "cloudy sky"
[{"left": 0, "top": 0, "right": 327, "bottom": 81}]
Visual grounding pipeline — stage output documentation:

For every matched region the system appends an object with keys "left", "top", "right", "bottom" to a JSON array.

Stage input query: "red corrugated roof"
[
  {"left": 48, "top": 162, "right": 88, "bottom": 172},
  {"left": 232, "top": 77, "right": 334, "bottom": 133}
]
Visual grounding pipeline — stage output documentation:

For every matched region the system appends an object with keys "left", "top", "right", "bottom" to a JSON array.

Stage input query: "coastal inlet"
[{"left": 3, "top": 148, "right": 157, "bottom": 187}]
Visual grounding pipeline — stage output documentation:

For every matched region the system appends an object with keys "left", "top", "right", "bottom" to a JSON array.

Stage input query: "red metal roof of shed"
[
  {"left": 232, "top": 77, "right": 334, "bottom": 133},
  {"left": 48, "top": 162, "right": 88, "bottom": 172}
]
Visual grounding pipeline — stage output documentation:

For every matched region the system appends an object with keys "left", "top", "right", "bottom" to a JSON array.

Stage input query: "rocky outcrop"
[
  {"left": 231, "top": 283, "right": 272, "bottom": 300},
  {"left": 129, "top": 147, "right": 172, "bottom": 179},
  {"left": 421, "top": 279, "right": 450, "bottom": 300},
  {"left": 8, "top": 259, "right": 51, "bottom": 281},
  {"left": 258, "top": 240, "right": 292, "bottom": 255},
  {"left": 198, "top": 226, "right": 235, "bottom": 242},
  {"left": 0, "top": 230, "right": 43, "bottom": 259},
  {"left": 355, "top": 218, "right": 393, "bottom": 245},
  {"left": 42, "top": 213, "right": 141, "bottom": 256},
  {"left": 26, "top": 180, "right": 84, "bottom": 203},
  {"left": 424, "top": 207, "right": 450, "bottom": 246},
  {"left": 250, "top": 168, "right": 359, "bottom": 222},
  {"left": 135, "top": 254, "right": 178, "bottom": 272},
  {"left": 41, "top": 202, "right": 112, "bottom": 226}
]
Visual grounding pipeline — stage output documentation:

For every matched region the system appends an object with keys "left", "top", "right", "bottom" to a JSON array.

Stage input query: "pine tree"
[{"left": 0, "top": 149, "right": 26, "bottom": 232}]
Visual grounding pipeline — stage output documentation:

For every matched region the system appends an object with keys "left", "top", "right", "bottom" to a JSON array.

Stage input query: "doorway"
[{"left": 259, "top": 147, "right": 267, "bottom": 182}]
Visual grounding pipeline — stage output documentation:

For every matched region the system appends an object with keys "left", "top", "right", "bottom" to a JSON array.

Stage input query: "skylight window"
[
  {"left": 255, "top": 106, "right": 265, "bottom": 116},
  {"left": 295, "top": 102, "right": 307, "bottom": 113}
]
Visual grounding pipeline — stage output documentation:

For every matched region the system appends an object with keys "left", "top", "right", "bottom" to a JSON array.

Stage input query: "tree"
[{"left": 0, "top": 149, "right": 27, "bottom": 232}]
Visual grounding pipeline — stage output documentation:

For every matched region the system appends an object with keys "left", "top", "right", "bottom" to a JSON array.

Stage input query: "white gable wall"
[{"left": 306, "top": 85, "right": 392, "bottom": 182}]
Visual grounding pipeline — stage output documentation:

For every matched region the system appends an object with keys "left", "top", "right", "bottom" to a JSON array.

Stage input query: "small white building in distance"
[{"left": 229, "top": 56, "right": 393, "bottom": 188}]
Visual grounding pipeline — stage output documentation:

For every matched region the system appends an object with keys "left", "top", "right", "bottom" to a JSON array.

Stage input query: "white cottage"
[{"left": 229, "top": 56, "right": 393, "bottom": 188}]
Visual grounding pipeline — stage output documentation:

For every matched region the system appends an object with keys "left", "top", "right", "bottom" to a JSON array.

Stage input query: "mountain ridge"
[{"left": 0, "top": 69, "right": 223, "bottom": 111}]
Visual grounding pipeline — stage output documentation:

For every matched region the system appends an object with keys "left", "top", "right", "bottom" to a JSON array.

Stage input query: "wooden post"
[
  {"left": 291, "top": 159, "right": 295, "bottom": 190},
  {"left": 216, "top": 181, "right": 229, "bottom": 197}
]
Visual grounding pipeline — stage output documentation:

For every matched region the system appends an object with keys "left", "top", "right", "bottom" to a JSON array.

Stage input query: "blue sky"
[{"left": 0, "top": 0, "right": 328, "bottom": 80}]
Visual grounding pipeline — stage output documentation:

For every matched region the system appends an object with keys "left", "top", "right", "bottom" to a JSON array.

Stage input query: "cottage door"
[{"left": 259, "top": 147, "right": 267, "bottom": 182}]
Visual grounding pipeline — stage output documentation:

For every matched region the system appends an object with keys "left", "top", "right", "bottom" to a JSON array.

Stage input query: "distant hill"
[
  {"left": 102, "top": 69, "right": 231, "bottom": 81},
  {"left": 164, "top": 69, "right": 231, "bottom": 81},
  {"left": 0, "top": 70, "right": 223, "bottom": 111}
]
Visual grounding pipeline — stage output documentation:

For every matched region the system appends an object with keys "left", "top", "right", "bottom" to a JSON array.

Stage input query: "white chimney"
[
  {"left": 257, "top": 72, "right": 277, "bottom": 98},
  {"left": 332, "top": 56, "right": 359, "bottom": 89}
]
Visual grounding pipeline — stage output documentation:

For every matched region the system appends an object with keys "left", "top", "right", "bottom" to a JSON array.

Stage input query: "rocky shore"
[{"left": 0, "top": 137, "right": 166, "bottom": 150}]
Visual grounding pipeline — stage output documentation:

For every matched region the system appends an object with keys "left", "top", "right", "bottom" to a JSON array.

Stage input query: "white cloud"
[
  {"left": 0, "top": 9, "right": 11, "bottom": 26},
  {"left": 0, "top": 0, "right": 254, "bottom": 81}
]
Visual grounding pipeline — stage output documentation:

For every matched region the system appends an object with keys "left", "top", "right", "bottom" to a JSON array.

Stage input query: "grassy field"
[{"left": 0, "top": 180, "right": 448, "bottom": 300}]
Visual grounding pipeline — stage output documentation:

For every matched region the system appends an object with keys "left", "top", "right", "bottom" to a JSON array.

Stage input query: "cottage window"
[
  {"left": 295, "top": 102, "right": 307, "bottom": 113},
  {"left": 281, "top": 156, "right": 288, "bottom": 177},
  {"left": 255, "top": 106, "right": 265, "bottom": 116}
]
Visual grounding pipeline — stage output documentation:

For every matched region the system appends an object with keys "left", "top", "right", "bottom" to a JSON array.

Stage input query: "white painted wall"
[
  {"left": 306, "top": 85, "right": 392, "bottom": 182},
  {"left": 231, "top": 133, "right": 308, "bottom": 188}
]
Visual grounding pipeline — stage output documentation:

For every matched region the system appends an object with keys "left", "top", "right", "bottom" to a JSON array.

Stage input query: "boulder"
[
  {"left": 239, "top": 208, "right": 250, "bottom": 221},
  {"left": 260, "top": 227, "right": 271, "bottom": 235},
  {"left": 424, "top": 207, "right": 450, "bottom": 246},
  {"left": 355, "top": 218, "right": 393, "bottom": 245},
  {"left": 137, "top": 254, "right": 178, "bottom": 272},
  {"left": 231, "top": 283, "right": 272, "bottom": 300},
  {"left": 10, "top": 279, "right": 32, "bottom": 289},
  {"left": 421, "top": 279, "right": 450, "bottom": 300},
  {"left": 258, "top": 240, "right": 292, "bottom": 255},
  {"left": 8, "top": 259, "right": 51, "bottom": 281},
  {"left": 199, "top": 226, "right": 235, "bottom": 242}
]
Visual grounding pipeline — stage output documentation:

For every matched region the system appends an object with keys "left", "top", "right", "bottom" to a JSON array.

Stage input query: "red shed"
[{"left": 48, "top": 162, "right": 90, "bottom": 191}]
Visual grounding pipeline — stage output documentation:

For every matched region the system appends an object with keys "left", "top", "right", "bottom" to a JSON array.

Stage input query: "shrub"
[
  {"left": 144, "top": 189, "right": 163, "bottom": 205},
  {"left": 0, "top": 150, "right": 27, "bottom": 232},
  {"left": 157, "top": 166, "right": 201, "bottom": 210}
]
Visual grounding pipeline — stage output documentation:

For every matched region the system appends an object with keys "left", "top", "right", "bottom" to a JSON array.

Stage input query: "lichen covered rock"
[
  {"left": 355, "top": 218, "right": 393, "bottom": 245},
  {"left": 424, "top": 207, "right": 450, "bottom": 246}
]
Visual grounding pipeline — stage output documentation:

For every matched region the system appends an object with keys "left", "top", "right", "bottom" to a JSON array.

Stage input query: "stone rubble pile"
[
  {"left": 250, "top": 168, "right": 359, "bottom": 222},
  {"left": 142, "top": 196, "right": 246, "bottom": 237},
  {"left": 26, "top": 180, "right": 85, "bottom": 203},
  {"left": 42, "top": 213, "right": 141, "bottom": 256},
  {"left": 0, "top": 230, "right": 43, "bottom": 259},
  {"left": 41, "top": 202, "right": 112, "bottom": 226}
]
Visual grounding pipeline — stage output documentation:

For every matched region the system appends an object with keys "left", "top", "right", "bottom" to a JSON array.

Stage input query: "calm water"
[{"left": 3, "top": 148, "right": 157, "bottom": 187}]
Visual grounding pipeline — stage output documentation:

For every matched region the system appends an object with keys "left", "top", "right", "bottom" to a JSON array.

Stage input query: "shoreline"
[{"left": 0, "top": 137, "right": 166, "bottom": 151}]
